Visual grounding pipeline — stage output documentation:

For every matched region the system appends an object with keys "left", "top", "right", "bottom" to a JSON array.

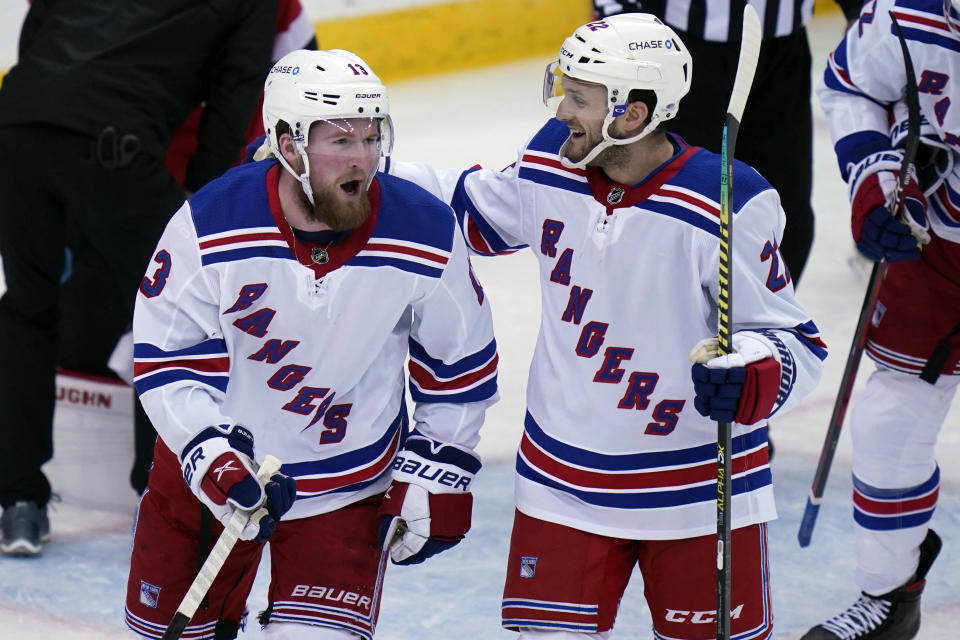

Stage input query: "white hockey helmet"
[
  {"left": 262, "top": 49, "right": 393, "bottom": 203},
  {"left": 543, "top": 13, "right": 692, "bottom": 168}
]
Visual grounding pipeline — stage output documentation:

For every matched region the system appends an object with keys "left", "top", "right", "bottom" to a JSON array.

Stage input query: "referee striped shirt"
[{"left": 595, "top": 0, "right": 854, "bottom": 41}]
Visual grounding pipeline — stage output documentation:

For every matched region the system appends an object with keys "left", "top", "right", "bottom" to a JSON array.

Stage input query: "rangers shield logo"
[
  {"left": 139, "top": 580, "right": 161, "bottom": 608},
  {"left": 871, "top": 300, "right": 886, "bottom": 327},
  {"left": 520, "top": 555, "right": 538, "bottom": 578}
]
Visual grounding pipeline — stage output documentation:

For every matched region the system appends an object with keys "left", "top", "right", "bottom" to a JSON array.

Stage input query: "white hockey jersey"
[
  {"left": 133, "top": 160, "right": 498, "bottom": 521},
  {"left": 818, "top": 0, "right": 960, "bottom": 374},
  {"left": 818, "top": 0, "right": 960, "bottom": 245},
  {"left": 390, "top": 120, "right": 827, "bottom": 539}
]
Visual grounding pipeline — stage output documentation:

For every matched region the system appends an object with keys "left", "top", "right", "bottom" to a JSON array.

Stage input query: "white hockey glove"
[
  {"left": 180, "top": 425, "right": 297, "bottom": 542},
  {"left": 689, "top": 332, "right": 782, "bottom": 425},
  {"left": 377, "top": 432, "right": 480, "bottom": 565}
]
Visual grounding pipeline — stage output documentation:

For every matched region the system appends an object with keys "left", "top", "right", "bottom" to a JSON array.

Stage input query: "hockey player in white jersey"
[
  {"left": 804, "top": 1, "right": 960, "bottom": 638},
  {"left": 385, "top": 14, "right": 826, "bottom": 640},
  {"left": 122, "top": 49, "right": 499, "bottom": 640}
]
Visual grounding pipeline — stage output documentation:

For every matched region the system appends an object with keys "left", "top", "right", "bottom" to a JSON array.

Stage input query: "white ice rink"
[{"left": 3, "top": 9, "right": 960, "bottom": 640}]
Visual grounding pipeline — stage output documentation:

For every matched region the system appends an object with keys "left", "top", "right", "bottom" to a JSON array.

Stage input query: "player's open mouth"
[{"left": 340, "top": 179, "right": 362, "bottom": 196}]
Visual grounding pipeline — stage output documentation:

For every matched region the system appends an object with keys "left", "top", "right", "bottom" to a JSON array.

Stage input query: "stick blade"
[
  {"left": 727, "top": 4, "right": 762, "bottom": 123},
  {"left": 797, "top": 496, "right": 821, "bottom": 548}
]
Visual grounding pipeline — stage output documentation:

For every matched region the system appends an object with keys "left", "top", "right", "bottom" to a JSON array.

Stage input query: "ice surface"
[{"left": 2, "top": 10, "right": 960, "bottom": 640}]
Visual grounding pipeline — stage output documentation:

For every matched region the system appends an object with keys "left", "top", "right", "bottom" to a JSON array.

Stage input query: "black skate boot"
[{"left": 801, "top": 529, "right": 942, "bottom": 640}]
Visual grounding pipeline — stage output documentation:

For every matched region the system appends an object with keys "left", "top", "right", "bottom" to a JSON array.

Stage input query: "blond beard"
[{"left": 298, "top": 181, "right": 372, "bottom": 231}]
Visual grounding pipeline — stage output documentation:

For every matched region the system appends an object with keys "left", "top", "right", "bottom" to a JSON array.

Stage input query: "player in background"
[
  {"left": 384, "top": 14, "right": 826, "bottom": 639},
  {"left": 123, "top": 49, "right": 499, "bottom": 640},
  {"left": 164, "top": 0, "right": 318, "bottom": 186},
  {"left": 2, "top": 0, "right": 302, "bottom": 515},
  {"left": 134, "top": 0, "right": 318, "bottom": 496},
  {"left": 804, "top": 1, "right": 960, "bottom": 638},
  {"left": 0, "top": 0, "right": 277, "bottom": 557}
]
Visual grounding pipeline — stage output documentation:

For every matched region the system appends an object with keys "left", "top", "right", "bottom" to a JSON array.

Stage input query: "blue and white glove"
[
  {"left": 689, "top": 332, "right": 782, "bottom": 425},
  {"left": 180, "top": 425, "right": 297, "bottom": 542},
  {"left": 377, "top": 432, "right": 481, "bottom": 565},
  {"left": 848, "top": 151, "right": 930, "bottom": 262}
]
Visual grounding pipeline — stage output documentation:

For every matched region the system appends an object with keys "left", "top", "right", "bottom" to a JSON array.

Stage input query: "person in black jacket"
[
  {"left": 0, "top": 0, "right": 277, "bottom": 556},
  {"left": 55, "top": 0, "right": 317, "bottom": 502},
  {"left": 593, "top": 0, "right": 863, "bottom": 286}
]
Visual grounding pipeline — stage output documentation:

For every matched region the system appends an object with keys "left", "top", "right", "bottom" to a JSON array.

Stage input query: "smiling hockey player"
[{"left": 385, "top": 13, "right": 827, "bottom": 640}]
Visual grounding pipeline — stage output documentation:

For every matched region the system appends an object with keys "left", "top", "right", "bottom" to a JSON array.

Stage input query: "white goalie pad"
[{"left": 44, "top": 369, "right": 137, "bottom": 512}]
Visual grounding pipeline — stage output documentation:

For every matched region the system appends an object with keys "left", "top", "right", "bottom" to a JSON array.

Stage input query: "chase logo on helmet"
[
  {"left": 270, "top": 64, "right": 300, "bottom": 75},
  {"left": 629, "top": 40, "right": 669, "bottom": 50}
]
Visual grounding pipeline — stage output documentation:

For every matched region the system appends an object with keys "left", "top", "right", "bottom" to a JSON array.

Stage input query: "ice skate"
[{"left": 801, "top": 530, "right": 941, "bottom": 640}]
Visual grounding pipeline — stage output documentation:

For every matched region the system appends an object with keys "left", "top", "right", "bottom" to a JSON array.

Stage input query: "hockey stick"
[
  {"left": 797, "top": 11, "right": 921, "bottom": 548},
  {"left": 716, "top": 6, "right": 761, "bottom": 639},
  {"left": 161, "top": 454, "right": 283, "bottom": 640}
]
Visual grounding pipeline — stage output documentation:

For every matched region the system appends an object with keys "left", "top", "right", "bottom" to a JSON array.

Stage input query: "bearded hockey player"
[{"left": 122, "top": 49, "right": 499, "bottom": 640}]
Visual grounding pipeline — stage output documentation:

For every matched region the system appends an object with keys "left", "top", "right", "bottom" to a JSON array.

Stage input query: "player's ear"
[
  {"left": 278, "top": 133, "right": 299, "bottom": 164},
  {"left": 620, "top": 100, "right": 650, "bottom": 136},
  {"left": 277, "top": 133, "right": 306, "bottom": 174}
]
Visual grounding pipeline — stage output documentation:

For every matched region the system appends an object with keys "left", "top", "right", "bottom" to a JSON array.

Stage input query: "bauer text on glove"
[
  {"left": 377, "top": 433, "right": 480, "bottom": 565},
  {"left": 181, "top": 424, "right": 297, "bottom": 542}
]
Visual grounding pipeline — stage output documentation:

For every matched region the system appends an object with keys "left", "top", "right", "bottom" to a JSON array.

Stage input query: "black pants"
[
  {"left": 668, "top": 28, "right": 815, "bottom": 285},
  {"left": 58, "top": 225, "right": 157, "bottom": 495},
  {"left": 0, "top": 125, "right": 184, "bottom": 507}
]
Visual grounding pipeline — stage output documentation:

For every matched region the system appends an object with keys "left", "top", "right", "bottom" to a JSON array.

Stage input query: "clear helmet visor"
[
  {"left": 293, "top": 116, "right": 395, "bottom": 198},
  {"left": 302, "top": 116, "right": 395, "bottom": 164},
  {"left": 542, "top": 62, "right": 619, "bottom": 119},
  {"left": 542, "top": 61, "right": 566, "bottom": 111}
]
